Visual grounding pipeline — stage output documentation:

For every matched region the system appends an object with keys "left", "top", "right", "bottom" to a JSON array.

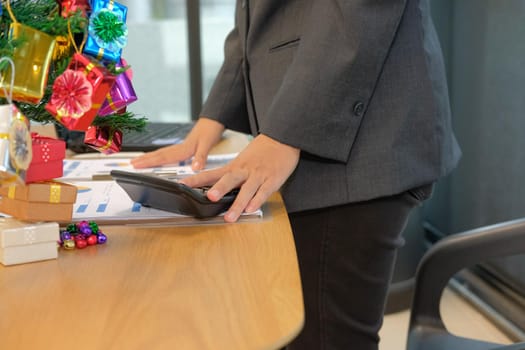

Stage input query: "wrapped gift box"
[
  {"left": 98, "top": 60, "right": 137, "bottom": 116},
  {"left": 46, "top": 53, "right": 117, "bottom": 131},
  {"left": 84, "top": 0, "right": 128, "bottom": 63},
  {"left": 84, "top": 126, "right": 122, "bottom": 154},
  {"left": 0, "top": 23, "right": 56, "bottom": 104},
  {"left": 0, "top": 218, "right": 59, "bottom": 266},
  {"left": 25, "top": 134, "right": 66, "bottom": 183},
  {"left": 0, "top": 182, "right": 78, "bottom": 222}
]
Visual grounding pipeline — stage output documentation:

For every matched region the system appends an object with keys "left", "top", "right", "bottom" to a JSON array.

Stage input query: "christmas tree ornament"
[
  {"left": 78, "top": 220, "right": 93, "bottom": 234},
  {"left": 52, "top": 35, "right": 73, "bottom": 60},
  {"left": 66, "top": 223, "right": 78, "bottom": 234},
  {"left": 74, "top": 233, "right": 86, "bottom": 241},
  {"left": 8, "top": 108, "right": 33, "bottom": 174},
  {"left": 58, "top": 0, "right": 91, "bottom": 17},
  {"left": 60, "top": 231, "right": 72, "bottom": 241},
  {"left": 0, "top": 57, "right": 32, "bottom": 185},
  {"left": 63, "top": 239, "right": 76, "bottom": 250},
  {"left": 97, "top": 232, "right": 107, "bottom": 244},
  {"left": 89, "top": 221, "right": 99, "bottom": 233},
  {"left": 75, "top": 238, "right": 88, "bottom": 249},
  {"left": 98, "top": 59, "right": 137, "bottom": 116},
  {"left": 50, "top": 68, "right": 94, "bottom": 119},
  {"left": 86, "top": 234, "right": 98, "bottom": 245},
  {"left": 0, "top": 2, "right": 56, "bottom": 104},
  {"left": 46, "top": 52, "right": 117, "bottom": 131},
  {"left": 59, "top": 220, "right": 108, "bottom": 250},
  {"left": 0, "top": 105, "right": 33, "bottom": 185},
  {"left": 84, "top": 125, "right": 122, "bottom": 154},
  {"left": 84, "top": 0, "right": 128, "bottom": 62},
  {"left": 1, "top": 0, "right": 146, "bottom": 153}
]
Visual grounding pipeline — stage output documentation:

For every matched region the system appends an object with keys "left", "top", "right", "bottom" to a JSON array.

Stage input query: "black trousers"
[{"left": 286, "top": 184, "right": 433, "bottom": 350}]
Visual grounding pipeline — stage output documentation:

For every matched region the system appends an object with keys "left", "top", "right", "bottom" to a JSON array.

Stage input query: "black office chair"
[{"left": 406, "top": 217, "right": 525, "bottom": 350}]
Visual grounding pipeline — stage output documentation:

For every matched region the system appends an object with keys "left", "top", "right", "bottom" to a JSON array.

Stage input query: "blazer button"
[{"left": 353, "top": 101, "right": 365, "bottom": 117}]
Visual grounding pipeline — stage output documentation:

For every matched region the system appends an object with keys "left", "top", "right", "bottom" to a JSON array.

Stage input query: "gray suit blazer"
[{"left": 201, "top": 0, "right": 461, "bottom": 213}]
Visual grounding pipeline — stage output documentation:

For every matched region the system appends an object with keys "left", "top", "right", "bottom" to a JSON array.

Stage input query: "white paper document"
[
  {"left": 72, "top": 180, "right": 188, "bottom": 222},
  {"left": 59, "top": 153, "right": 238, "bottom": 181},
  {"left": 69, "top": 180, "right": 262, "bottom": 225},
  {"left": 69, "top": 174, "right": 263, "bottom": 225},
  {"left": 57, "top": 153, "right": 263, "bottom": 225}
]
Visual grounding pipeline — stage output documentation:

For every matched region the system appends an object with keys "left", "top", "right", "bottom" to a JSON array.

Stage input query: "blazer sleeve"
[
  {"left": 200, "top": 23, "right": 251, "bottom": 134},
  {"left": 259, "top": 0, "right": 408, "bottom": 163}
]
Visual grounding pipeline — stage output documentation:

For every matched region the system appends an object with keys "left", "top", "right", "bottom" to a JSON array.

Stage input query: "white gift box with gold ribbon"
[{"left": 0, "top": 218, "right": 59, "bottom": 266}]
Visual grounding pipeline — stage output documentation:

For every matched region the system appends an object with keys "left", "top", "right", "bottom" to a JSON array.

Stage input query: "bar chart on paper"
[
  {"left": 73, "top": 180, "right": 185, "bottom": 222},
  {"left": 60, "top": 154, "right": 238, "bottom": 181},
  {"left": 60, "top": 154, "right": 262, "bottom": 225},
  {"left": 71, "top": 180, "right": 262, "bottom": 225}
]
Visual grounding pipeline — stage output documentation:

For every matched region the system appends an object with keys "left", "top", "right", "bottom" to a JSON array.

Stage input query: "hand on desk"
[
  {"left": 131, "top": 118, "right": 300, "bottom": 222},
  {"left": 131, "top": 118, "right": 225, "bottom": 170}
]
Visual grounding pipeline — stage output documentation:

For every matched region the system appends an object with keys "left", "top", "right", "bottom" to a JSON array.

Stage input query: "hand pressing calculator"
[{"left": 110, "top": 170, "right": 238, "bottom": 218}]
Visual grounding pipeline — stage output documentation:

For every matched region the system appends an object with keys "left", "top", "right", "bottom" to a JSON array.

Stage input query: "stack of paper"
[{"left": 57, "top": 154, "right": 263, "bottom": 225}]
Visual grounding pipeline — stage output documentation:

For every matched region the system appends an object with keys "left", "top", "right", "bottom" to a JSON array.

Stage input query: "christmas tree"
[{"left": 0, "top": 0, "right": 146, "bottom": 154}]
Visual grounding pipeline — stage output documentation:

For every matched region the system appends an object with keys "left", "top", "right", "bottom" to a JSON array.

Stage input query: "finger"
[
  {"left": 191, "top": 142, "right": 214, "bottom": 171},
  {"left": 221, "top": 177, "right": 261, "bottom": 223},
  {"left": 131, "top": 145, "right": 189, "bottom": 168},
  {"left": 179, "top": 167, "right": 225, "bottom": 189},
  {"left": 223, "top": 187, "right": 258, "bottom": 222},
  {"left": 244, "top": 182, "right": 274, "bottom": 213},
  {"left": 205, "top": 169, "right": 250, "bottom": 202},
  {"left": 131, "top": 151, "right": 168, "bottom": 168},
  {"left": 187, "top": 119, "right": 225, "bottom": 170}
]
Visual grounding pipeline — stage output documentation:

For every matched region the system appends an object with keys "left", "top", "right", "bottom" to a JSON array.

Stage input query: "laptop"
[{"left": 120, "top": 122, "right": 195, "bottom": 152}]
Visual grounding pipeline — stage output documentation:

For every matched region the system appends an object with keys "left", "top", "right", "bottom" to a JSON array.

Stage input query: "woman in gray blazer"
[{"left": 133, "top": 0, "right": 461, "bottom": 348}]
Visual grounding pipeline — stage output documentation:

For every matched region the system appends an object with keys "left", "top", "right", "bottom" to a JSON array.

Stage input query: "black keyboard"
[{"left": 121, "top": 122, "right": 194, "bottom": 152}]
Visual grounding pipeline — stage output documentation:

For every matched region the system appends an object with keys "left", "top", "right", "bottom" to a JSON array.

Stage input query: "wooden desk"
[{"left": 0, "top": 192, "right": 304, "bottom": 349}]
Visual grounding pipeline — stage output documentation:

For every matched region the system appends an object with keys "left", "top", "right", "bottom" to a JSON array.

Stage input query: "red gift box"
[
  {"left": 46, "top": 53, "right": 116, "bottom": 131},
  {"left": 25, "top": 134, "right": 66, "bottom": 183},
  {"left": 84, "top": 126, "right": 122, "bottom": 154}
]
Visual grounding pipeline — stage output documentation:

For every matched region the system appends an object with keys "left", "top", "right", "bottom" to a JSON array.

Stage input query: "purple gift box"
[{"left": 98, "top": 66, "right": 137, "bottom": 116}]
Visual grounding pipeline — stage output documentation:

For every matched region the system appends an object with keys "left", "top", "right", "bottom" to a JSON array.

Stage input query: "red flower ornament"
[{"left": 50, "top": 69, "right": 93, "bottom": 119}]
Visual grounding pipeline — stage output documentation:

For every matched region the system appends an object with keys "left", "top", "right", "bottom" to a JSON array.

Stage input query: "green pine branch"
[{"left": 93, "top": 112, "right": 148, "bottom": 133}]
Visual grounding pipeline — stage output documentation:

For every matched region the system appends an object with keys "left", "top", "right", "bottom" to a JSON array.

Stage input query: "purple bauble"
[
  {"left": 97, "top": 233, "right": 107, "bottom": 244},
  {"left": 60, "top": 231, "right": 72, "bottom": 241}
]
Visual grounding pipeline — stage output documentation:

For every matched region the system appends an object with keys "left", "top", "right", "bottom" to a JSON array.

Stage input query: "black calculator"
[{"left": 110, "top": 170, "right": 238, "bottom": 218}]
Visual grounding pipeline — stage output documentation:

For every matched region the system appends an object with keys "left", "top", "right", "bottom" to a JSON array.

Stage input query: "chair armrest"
[{"left": 409, "top": 217, "right": 525, "bottom": 331}]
